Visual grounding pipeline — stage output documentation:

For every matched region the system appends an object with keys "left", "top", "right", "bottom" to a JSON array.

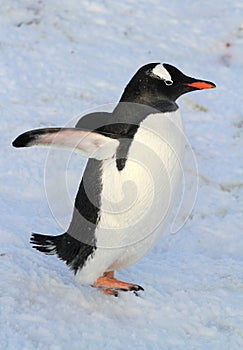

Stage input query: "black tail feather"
[
  {"left": 30, "top": 232, "right": 95, "bottom": 274},
  {"left": 30, "top": 233, "right": 60, "bottom": 255}
]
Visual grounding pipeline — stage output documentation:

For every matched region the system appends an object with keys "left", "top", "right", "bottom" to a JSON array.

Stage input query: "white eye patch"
[{"left": 151, "top": 64, "right": 173, "bottom": 85}]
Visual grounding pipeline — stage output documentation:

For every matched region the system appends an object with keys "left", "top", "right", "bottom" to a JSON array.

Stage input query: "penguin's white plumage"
[{"left": 13, "top": 62, "right": 215, "bottom": 295}]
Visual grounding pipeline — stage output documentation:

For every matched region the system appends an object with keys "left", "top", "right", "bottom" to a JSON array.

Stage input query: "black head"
[{"left": 120, "top": 62, "right": 216, "bottom": 107}]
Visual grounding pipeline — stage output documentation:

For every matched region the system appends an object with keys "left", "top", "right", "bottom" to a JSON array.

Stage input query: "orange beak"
[{"left": 185, "top": 81, "right": 216, "bottom": 89}]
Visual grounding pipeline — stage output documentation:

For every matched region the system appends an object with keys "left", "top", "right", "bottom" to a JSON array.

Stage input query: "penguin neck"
[{"left": 119, "top": 85, "right": 178, "bottom": 113}]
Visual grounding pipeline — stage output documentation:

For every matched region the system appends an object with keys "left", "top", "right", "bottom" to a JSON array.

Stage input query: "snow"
[{"left": 0, "top": 0, "right": 243, "bottom": 349}]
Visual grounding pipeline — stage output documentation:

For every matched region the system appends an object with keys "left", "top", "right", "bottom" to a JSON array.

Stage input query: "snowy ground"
[{"left": 1, "top": 0, "right": 243, "bottom": 349}]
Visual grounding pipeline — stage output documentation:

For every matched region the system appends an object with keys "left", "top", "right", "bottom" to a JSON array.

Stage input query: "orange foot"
[{"left": 92, "top": 271, "right": 144, "bottom": 297}]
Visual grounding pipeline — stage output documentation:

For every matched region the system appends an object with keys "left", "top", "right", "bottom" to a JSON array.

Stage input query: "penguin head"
[{"left": 120, "top": 63, "right": 216, "bottom": 105}]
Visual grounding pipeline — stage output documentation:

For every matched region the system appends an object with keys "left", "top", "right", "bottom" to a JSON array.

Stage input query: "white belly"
[{"left": 76, "top": 111, "right": 185, "bottom": 284}]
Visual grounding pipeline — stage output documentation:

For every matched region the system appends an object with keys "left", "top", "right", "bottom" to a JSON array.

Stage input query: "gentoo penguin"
[{"left": 13, "top": 63, "right": 215, "bottom": 296}]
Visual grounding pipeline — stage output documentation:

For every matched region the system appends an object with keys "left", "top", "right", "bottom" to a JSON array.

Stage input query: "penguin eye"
[{"left": 164, "top": 80, "right": 173, "bottom": 86}]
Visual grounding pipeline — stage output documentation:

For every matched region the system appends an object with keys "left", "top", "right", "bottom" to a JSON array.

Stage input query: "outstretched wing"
[{"left": 12, "top": 127, "right": 119, "bottom": 160}]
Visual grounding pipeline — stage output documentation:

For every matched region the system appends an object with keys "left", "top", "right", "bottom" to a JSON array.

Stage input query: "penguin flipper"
[{"left": 12, "top": 127, "right": 119, "bottom": 160}]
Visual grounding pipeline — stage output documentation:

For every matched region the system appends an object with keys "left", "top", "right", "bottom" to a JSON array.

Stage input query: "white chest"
[{"left": 97, "top": 111, "right": 185, "bottom": 248}]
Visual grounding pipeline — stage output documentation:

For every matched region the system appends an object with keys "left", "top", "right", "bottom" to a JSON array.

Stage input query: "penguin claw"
[
  {"left": 128, "top": 284, "right": 144, "bottom": 292},
  {"left": 131, "top": 285, "right": 144, "bottom": 297}
]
